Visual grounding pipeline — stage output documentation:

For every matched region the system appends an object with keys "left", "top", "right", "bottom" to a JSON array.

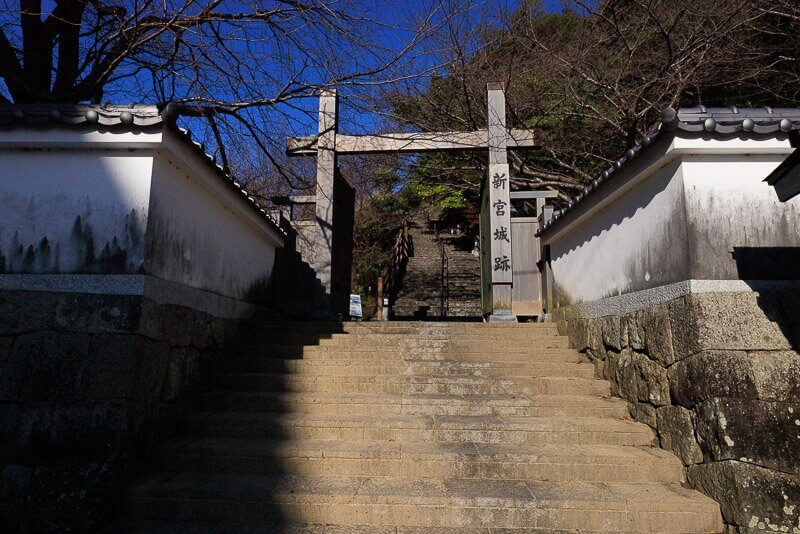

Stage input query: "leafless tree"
[
  {"left": 385, "top": 0, "right": 799, "bottom": 204},
  {"left": 0, "top": 0, "right": 463, "bottom": 188}
]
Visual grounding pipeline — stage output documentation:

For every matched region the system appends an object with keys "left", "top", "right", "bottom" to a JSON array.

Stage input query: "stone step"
[
  {"left": 239, "top": 352, "right": 586, "bottom": 364},
  {"left": 251, "top": 331, "right": 558, "bottom": 342},
  {"left": 301, "top": 338, "right": 568, "bottom": 349},
  {"left": 247, "top": 335, "right": 559, "bottom": 347},
  {"left": 107, "top": 519, "right": 711, "bottom": 534},
  {"left": 253, "top": 321, "right": 557, "bottom": 335},
  {"left": 124, "top": 473, "right": 722, "bottom": 531},
  {"left": 224, "top": 359, "right": 596, "bottom": 379},
  {"left": 309, "top": 332, "right": 562, "bottom": 340},
  {"left": 180, "top": 413, "right": 653, "bottom": 446},
  {"left": 107, "top": 520, "right": 403, "bottom": 533},
  {"left": 215, "top": 373, "right": 611, "bottom": 396},
  {"left": 309, "top": 338, "right": 569, "bottom": 348},
  {"left": 392, "top": 308, "right": 480, "bottom": 318},
  {"left": 157, "top": 438, "right": 685, "bottom": 483},
  {"left": 239, "top": 347, "right": 583, "bottom": 363},
  {"left": 200, "top": 391, "right": 630, "bottom": 418},
  {"left": 241, "top": 342, "right": 574, "bottom": 361}
]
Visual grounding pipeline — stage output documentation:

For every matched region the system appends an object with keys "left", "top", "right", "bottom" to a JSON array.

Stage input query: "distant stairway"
[
  {"left": 113, "top": 321, "right": 722, "bottom": 532},
  {"left": 393, "top": 221, "right": 482, "bottom": 319}
]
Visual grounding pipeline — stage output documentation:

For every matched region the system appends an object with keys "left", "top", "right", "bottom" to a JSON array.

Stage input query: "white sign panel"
[
  {"left": 349, "top": 294, "right": 363, "bottom": 317},
  {"left": 488, "top": 163, "right": 512, "bottom": 284}
]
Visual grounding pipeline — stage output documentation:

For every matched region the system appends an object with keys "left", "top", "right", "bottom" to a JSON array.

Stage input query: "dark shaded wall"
[
  {"left": 555, "top": 290, "right": 800, "bottom": 533},
  {"left": 272, "top": 217, "right": 325, "bottom": 318},
  {"left": 0, "top": 289, "right": 257, "bottom": 531},
  {"left": 331, "top": 170, "right": 355, "bottom": 316},
  {"left": 0, "top": 132, "right": 288, "bottom": 532}
]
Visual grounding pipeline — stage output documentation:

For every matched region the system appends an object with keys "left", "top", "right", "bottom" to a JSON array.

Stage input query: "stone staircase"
[
  {"left": 393, "top": 223, "right": 482, "bottom": 319},
  {"left": 113, "top": 322, "right": 723, "bottom": 532}
]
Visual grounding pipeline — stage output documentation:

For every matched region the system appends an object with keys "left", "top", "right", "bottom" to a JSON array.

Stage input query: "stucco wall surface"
[
  {"left": 0, "top": 130, "right": 284, "bottom": 306},
  {"left": 146, "top": 151, "right": 278, "bottom": 303},
  {"left": 548, "top": 150, "right": 800, "bottom": 308},
  {"left": 682, "top": 155, "right": 800, "bottom": 281},
  {"left": 0, "top": 149, "right": 153, "bottom": 275},
  {"left": 549, "top": 161, "right": 689, "bottom": 305}
]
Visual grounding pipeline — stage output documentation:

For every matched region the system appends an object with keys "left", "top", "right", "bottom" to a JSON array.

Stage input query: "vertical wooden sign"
[
  {"left": 486, "top": 82, "right": 514, "bottom": 319},
  {"left": 488, "top": 162, "right": 512, "bottom": 284}
]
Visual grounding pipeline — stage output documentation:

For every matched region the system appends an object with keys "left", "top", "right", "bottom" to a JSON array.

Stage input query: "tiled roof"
[
  {"left": 0, "top": 103, "right": 286, "bottom": 237},
  {"left": 538, "top": 106, "right": 800, "bottom": 235}
]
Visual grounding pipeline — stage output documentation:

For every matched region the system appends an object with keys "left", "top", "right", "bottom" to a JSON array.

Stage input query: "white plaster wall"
[
  {"left": 0, "top": 149, "right": 153, "bottom": 274},
  {"left": 682, "top": 154, "right": 800, "bottom": 280},
  {"left": 147, "top": 150, "right": 279, "bottom": 303},
  {"left": 549, "top": 161, "right": 689, "bottom": 305}
]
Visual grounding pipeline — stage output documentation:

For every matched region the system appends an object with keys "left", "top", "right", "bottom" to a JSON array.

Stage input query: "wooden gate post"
[
  {"left": 313, "top": 89, "right": 338, "bottom": 315},
  {"left": 376, "top": 276, "right": 384, "bottom": 321}
]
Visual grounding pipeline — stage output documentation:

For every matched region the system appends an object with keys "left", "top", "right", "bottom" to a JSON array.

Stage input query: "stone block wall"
[
  {"left": 555, "top": 290, "right": 800, "bottom": 533},
  {"left": 0, "top": 289, "right": 250, "bottom": 531}
]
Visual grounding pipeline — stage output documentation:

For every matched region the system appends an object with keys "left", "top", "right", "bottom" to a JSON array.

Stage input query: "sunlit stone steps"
[
  {"left": 214, "top": 373, "right": 610, "bottom": 396},
  {"left": 178, "top": 412, "right": 655, "bottom": 446},
  {"left": 157, "top": 438, "right": 684, "bottom": 483},
  {"left": 223, "top": 358, "right": 595, "bottom": 378},
  {"left": 115, "top": 320, "right": 723, "bottom": 532},
  {"left": 240, "top": 347, "right": 582, "bottom": 363},
  {"left": 199, "top": 391, "right": 630, "bottom": 418},
  {"left": 124, "top": 473, "right": 722, "bottom": 531}
]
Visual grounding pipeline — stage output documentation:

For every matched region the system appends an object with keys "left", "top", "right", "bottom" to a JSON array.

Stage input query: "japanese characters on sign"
[{"left": 488, "top": 163, "right": 512, "bottom": 283}]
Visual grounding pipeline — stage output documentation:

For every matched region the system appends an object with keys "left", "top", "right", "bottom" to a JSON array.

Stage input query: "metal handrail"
[
  {"left": 435, "top": 225, "right": 449, "bottom": 318},
  {"left": 383, "top": 217, "right": 412, "bottom": 300}
]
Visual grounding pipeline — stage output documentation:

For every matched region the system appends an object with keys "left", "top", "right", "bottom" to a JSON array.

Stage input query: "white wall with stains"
[
  {"left": 0, "top": 149, "right": 153, "bottom": 274},
  {"left": 147, "top": 131, "right": 282, "bottom": 302},
  {"left": 546, "top": 136, "right": 800, "bottom": 307},
  {"left": 682, "top": 154, "right": 800, "bottom": 281},
  {"left": 549, "top": 160, "right": 689, "bottom": 305},
  {"left": 0, "top": 127, "right": 284, "bottom": 306}
]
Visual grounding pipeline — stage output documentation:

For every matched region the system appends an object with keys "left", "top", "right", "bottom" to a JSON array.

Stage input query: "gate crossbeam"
[{"left": 287, "top": 129, "right": 541, "bottom": 156}]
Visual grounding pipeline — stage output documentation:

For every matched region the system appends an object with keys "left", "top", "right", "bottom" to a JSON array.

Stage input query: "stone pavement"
[{"left": 111, "top": 322, "right": 722, "bottom": 532}]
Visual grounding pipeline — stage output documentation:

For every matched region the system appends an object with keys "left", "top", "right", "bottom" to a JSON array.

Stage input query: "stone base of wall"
[
  {"left": 0, "top": 289, "right": 257, "bottom": 531},
  {"left": 555, "top": 289, "right": 800, "bottom": 533}
]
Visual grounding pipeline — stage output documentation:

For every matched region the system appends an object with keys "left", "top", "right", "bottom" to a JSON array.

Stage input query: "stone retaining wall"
[
  {"left": 0, "top": 289, "right": 251, "bottom": 531},
  {"left": 555, "top": 290, "right": 800, "bottom": 533}
]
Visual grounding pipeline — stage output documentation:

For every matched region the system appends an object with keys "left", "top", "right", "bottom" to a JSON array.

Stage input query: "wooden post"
[
  {"left": 313, "top": 89, "right": 338, "bottom": 315},
  {"left": 486, "top": 82, "right": 515, "bottom": 322},
  {"left": 540, "top": 205, "right": 554, "bottom": 313},
  {"left": 376, "top": 276, "right": 384, "bottom": 321}
]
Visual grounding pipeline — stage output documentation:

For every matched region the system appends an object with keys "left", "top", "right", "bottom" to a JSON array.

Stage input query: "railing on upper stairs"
[
  {"left": 435, "top": 225, "right": 449, "bottom": 318},
  {"left": 383, "top": 217, "right": 412, "bottom": 305}
]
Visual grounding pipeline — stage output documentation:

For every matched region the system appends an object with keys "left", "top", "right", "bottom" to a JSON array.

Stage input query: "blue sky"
[
  {"left": 12, "top": 1, "right": 566, "bottom": 178},
  {"left": 282, "top": 0, "right": 566, "bottom": 137}
]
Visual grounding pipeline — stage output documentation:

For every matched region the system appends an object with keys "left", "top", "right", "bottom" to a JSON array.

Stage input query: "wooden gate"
[
  {"left": 510, "top": 216, "right": 542, "bottom": 317},
  {"left": 488, "top": 189, "right": 556, "bottom": 319}
]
